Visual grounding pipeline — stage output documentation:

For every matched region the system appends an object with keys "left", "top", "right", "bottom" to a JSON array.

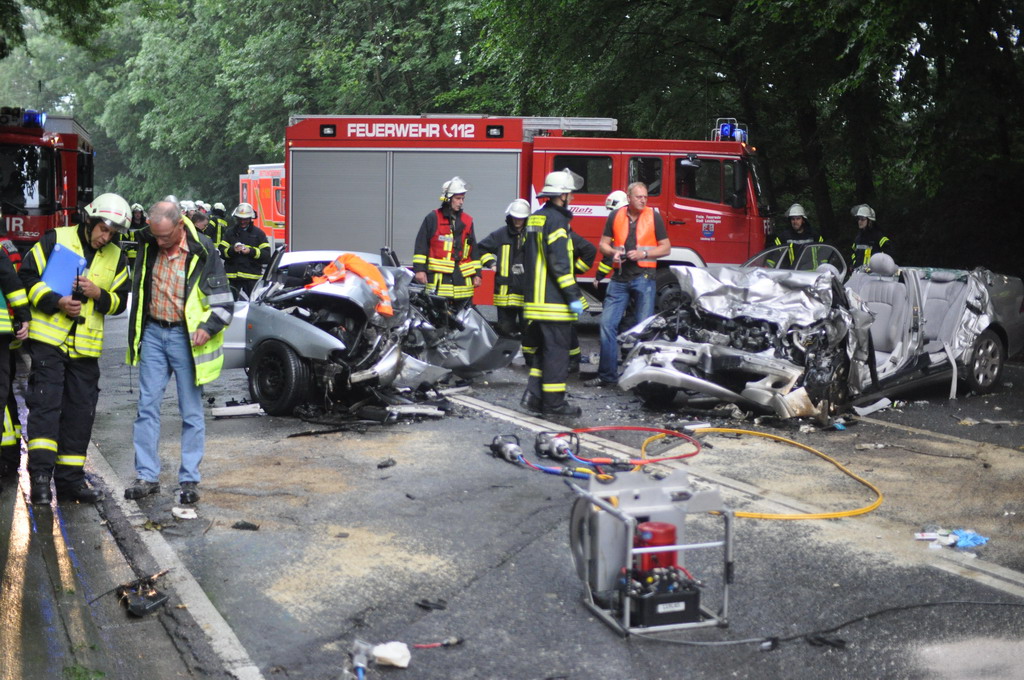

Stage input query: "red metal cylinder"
[{"left": 635, "top": 521, "right": 677, "bottom": 572}]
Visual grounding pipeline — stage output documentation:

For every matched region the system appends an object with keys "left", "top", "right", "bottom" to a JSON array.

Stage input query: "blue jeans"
[
  {"left": 598, "top": 276, "right": 656, "bottom": 383},
  {"left": 132, "top": 323, "right": 205, "bottom": 483}
]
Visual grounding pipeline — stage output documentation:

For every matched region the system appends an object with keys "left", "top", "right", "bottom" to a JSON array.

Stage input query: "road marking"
[
  {"left": 451, "top": 393, "right": 1024, "bottom": 597},
  {"left": 86, "top": 442, "right": 265, "bottom": 680}
]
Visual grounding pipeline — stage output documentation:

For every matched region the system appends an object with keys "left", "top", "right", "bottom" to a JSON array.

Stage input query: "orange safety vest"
[
  {"left": 306, "top": 253, "right": 393, "bottom": 316},
  {"left": 611, "top": 207, "right": 657, "bottom": 268}
]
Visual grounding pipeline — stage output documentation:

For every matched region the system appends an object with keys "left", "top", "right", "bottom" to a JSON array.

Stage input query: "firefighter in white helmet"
[
  {"left": 222, "top": 202, "right": 270, "bottom": 298},
  {"left": 412, "top": 176, "right": 481, "bottom": 307},
  {"left": 18, "top": 192, "right": 132, "bottom": 504},
  {"left": 117, "top": 202, "right": 147, "bottom": 272},
  {"left": 519, "top": 168, "right": 587, "bottom": 417},
  {"left": 474, "top": 199, "right": 532, "bottom": 337},
  {"left": 209, "top": 202, "right": 229, "bottom": 256},
  {"left": 850, "top": 204, "right": 890, "bottom": 269},
  {"left": 771, "top": 203, "right": 824, "bottom": 267}
]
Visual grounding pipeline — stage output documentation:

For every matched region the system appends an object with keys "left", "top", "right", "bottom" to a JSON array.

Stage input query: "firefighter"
[
  {"left": 19, "top": 193, "right": 131, "bottom": 504},
  {"left": 210, "top": 202, "right": 229, "bottom": 257},
  {"left": 850, "top": 204, "right": 891, "bottom": 269},
  {"left": 0, "top": 233, "right": 23, "bottom": 484},
  {"left": 118, "top": 202, "right": 146, "bottom": 271},
  {"left": 0, "top": 237, "right": 30, "bottom": 493},
  {"left": 520, "top": 168, "right": 586, "bottom": 417},
  {"left": 221, "top": 202, "right": 270, "bottom": 299},
  {"left": 594, "top": 190, "right": 628, "bottom": 282},
  {"left": 412, "top": 176, "right": 481, "bottom": 309},
  {"left": 772, "top": 203, "right": 824, "bottom": 267},
  {"left": 588, "top": 182, "right": 670, "bottom": 388},
  {"left": 475, "top": 199, "right": 531, "bottom": 338}
]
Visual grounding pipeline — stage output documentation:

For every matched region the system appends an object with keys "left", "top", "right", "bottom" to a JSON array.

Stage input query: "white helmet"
[
  {"left": 163, "top": 194, "right": 180, "bottom": 207},
  {"left": 505, "top": 199, "right": 531, "bottom": 219},
  {"left": 232, "top": 202, "right": 256, "bottom": 219},
  {"left": 130, "top": 203, "right": 145, "bottom": 213},
  {"left": 440, "top": 176, "right": 469, "bottom": 200},
  {"left": 786, "top": 203, "right": 807, "bottom": 218},
  {"left": 83, "top": 193, "right": 132, "bottom": 233},
  {"left": 852, "top": 204, "right": 876, "bottom": 221},
  {"left": 213, "top": 202, "right": 225, "bottom": 211},
  {"left": 605, "top": 190, "right": 628, "bottom": 211},
  {"left": 181, "top": 200, "right": 196, "bottom": 212},
  {"left": 539, "top": 168, "right": 584, "bottom": 197}
]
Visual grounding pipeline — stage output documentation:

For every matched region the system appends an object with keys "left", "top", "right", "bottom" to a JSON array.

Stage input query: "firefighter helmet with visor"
[{"left": 83, "top": 193, "right": 132, "bottom": 233}]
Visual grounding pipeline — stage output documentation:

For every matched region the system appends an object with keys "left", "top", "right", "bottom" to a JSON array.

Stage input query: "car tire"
[
  {"left": 964, "top": 328, "right": 1004, "bottom": 394},
  {"left": 248, "top": 340, "right": 311, "bottom": 416},
  {"left": 655, "top": 269, "right": 684, "bottom": 313}
]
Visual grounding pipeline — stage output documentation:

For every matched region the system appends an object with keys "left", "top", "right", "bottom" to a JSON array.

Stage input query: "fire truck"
[
  {"left": 0, "top": 106, "right": 94, "bottom": 251},
  {"left": 283, "top": 114, "right": 771, "bottom": 304},
  {"left": 238, "top": 162, "right": 287, "bottom": 246}
]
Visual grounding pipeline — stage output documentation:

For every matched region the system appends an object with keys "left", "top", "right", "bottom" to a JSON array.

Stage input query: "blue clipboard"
[{"left": 41, "top": 243, "right": 88, "bottom": 297}]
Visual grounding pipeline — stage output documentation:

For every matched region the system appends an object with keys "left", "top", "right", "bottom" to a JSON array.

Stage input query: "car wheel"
[
  {"left": 655, "top": 269, "right": 684, "bottom": 313},
  {"left": 248, "top": 340, "right": 311, "bottom": 416},
  {"left": 964, "top": 328, "right": 1004, "bottom": 394},
  {"left": 634, "top": 382, "right": 679, "bottom": 409}
]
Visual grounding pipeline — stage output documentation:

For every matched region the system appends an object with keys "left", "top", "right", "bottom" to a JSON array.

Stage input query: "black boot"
[
  {"left": 30, "top": 474, "right": 52, "bottom": 505},
  {"left": 56, "top": 481, "right": 103, "bottom": 504},
  {"left": 520, "top": 389, "right": 542, "bottom": 414}
]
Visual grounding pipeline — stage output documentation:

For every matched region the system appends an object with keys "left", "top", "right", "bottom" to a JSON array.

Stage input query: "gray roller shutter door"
[
  {"left": 289, "top": 150, "right": 388, "bottom": 253},
  {"left": 390, "top": 151, "right": 520, "bottom": 263},
  {"left": 289, "top": 148, "right": 520, "bottom": 262}
]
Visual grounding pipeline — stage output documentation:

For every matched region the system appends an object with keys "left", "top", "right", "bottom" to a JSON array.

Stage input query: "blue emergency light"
[
  {"left": 23, "top": 109, "right": 47, "bottom": 128},
  {"left": 719, "top": 122, "right": 734, "bottom": 140}
]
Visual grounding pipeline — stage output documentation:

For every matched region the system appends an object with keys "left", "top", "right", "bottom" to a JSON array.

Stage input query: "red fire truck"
[
  {"left": 283, "top": 114, "right": 771, "bottom": 304},
  {"left": 0, "top": 107, "right": 94, "bottom": 251},
  {"left": 238, "top": 162, "right": 287, "bottom": 247}
]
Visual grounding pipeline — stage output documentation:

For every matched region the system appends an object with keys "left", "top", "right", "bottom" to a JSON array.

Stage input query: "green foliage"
[{"left": 0, "top": 0, "right": 1020, "bottom": 271}]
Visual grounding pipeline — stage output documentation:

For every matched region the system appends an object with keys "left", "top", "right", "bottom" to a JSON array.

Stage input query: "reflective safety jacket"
[
  {"left": 771, "top": 223, "right": 824, "bottom": 266},
  {"left": 0, "top": 249, "right": 30, "bottom": 335},
  {"left": 850, "top": 225, "right": 891, "bottom": 269},
  {"left": 523, "top": 202, "right": 584, "bottom": 322},
  {"left": 476, "top": 219, "right": 527, "bottom": 308},
  {"left": 412, "top": 207, "right": 480, "bottom": 299},
  {"left": 127, "top": 221, "right": 233, "bottom": 386},
  {"left": 222, "top": 221, "right": 271, "bottom": 281},
  {"left": 568, "top": 231, "right": 597, "bottom": 311},
  {"left": 20, "top": 225, "right": 129, "bottom": 358}
]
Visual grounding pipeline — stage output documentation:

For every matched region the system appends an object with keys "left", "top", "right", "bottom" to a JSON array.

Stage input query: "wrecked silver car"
[
  {"left": 222, "top": 249, "right": 519, "bottom": 415},
  {"left": 619, "top": 245, "right": 1024, "bottom": 419}
]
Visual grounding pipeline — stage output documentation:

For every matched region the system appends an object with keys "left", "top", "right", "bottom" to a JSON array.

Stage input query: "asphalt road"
[{"left": 5, "top": 317, "right": 1024, "bottom": 679}]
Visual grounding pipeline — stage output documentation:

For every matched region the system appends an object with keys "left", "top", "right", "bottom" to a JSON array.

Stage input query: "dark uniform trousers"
[
  {"left": 25, "top": 340, "right": 99, "bottom": 487},
  {"left": 524, "top": 321, "right": 573, "bottom": 410}
]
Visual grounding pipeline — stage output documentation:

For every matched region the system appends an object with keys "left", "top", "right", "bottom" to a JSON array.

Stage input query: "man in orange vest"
[{"left": 587, "top": 182, "right": 670, "bottom": 387}]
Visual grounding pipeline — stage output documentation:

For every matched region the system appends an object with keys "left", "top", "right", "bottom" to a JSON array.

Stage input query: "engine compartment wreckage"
[
  {"left": 619, "top": 245, "right": 1024, "bottom": 420},
  {"left": 222, "top": 249, "right": 519, "bottom": 416}
]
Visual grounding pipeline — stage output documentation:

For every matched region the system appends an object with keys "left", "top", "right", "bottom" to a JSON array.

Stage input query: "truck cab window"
[
  {"left": 552, "top": 155, "right": 612, "bottom": 194},
  {"left": 676, "top": 157, "right": 740, "bottom": 206},
  {"left": 0, "top": 143, "right": 55, "bottom": 211},
  {"left": 629, "top": 157, "right": 662, "bottom": 196}
]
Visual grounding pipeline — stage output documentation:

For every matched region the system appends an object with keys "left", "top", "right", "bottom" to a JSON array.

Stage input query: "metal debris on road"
[
  {"left": 377, "top": 458, "right": 397, "bottom": 469},
  {"left": 231, "top": 520, "right": 260, "bottom": 531}
]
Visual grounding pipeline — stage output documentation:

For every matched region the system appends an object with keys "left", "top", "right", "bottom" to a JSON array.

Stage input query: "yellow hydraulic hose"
[{"left": 688, "top": 427, "right": 884, "bottom": 520}]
